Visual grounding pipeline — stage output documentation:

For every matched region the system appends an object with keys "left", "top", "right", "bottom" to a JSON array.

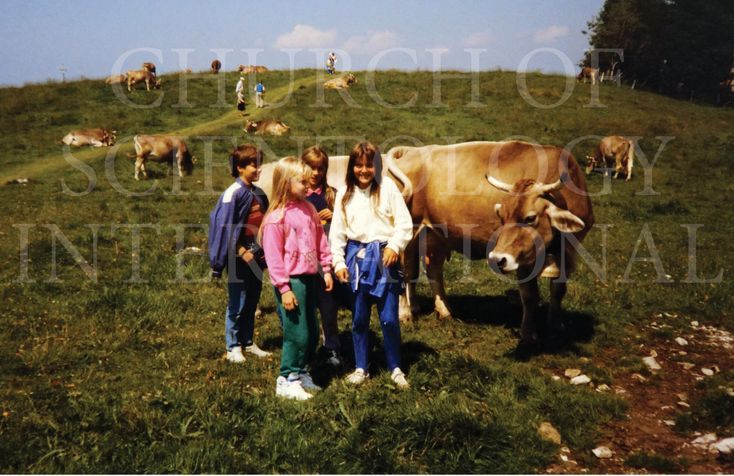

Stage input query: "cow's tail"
[
  {"left": 384, "top": 146, "right": 414, "bottom": 201},
  {"left": 625, "top": 139, "right": 635, "bottom": 167},
  {"left": 126, "top": 135, "right": 142, "bottom": 159}
]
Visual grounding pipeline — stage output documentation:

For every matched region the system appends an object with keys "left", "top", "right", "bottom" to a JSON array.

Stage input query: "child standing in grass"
[
  {"left": 329, "top": 141, "right": 414, "bottom": 389},
  {"left": 301, "top": 146, "right": 344, "bottom": 367},
  {"left": 209, "top": 144, "right": 271, "bottom": 363},
  {"left": 262, "top": 156, "right": 334, "bottom": 401}
]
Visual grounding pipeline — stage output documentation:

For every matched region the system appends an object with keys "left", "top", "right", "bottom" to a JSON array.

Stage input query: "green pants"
[{"left": 274, "top": 275, "right": 320, "bottom": 377}]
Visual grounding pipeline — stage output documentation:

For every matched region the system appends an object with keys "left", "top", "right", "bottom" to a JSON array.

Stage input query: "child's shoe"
[
  {"left": 226, "top": 346, "right": 246, "bottom": 363},
  {"left": 346, "top": 368, "right": 369, "bottom": 385},
  {"left": 276, "top": 376, "right": 312, "bottom": 401},
  {"left": 245, "top": 343, "right": 271, "bottom": 358},
  {"left": 391, "top": 368, "right": 410, "bottom": 389},
  {"left": 297, "top": 372, "right": 322, "bottom": 392}
]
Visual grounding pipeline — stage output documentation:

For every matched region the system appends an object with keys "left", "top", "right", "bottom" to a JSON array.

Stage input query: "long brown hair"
[
  {"left": 341, "top": 141, "right": 382, "bottom": 219},
  {"left": 301, "top": 146, "right": 336, "bottom": 209}
]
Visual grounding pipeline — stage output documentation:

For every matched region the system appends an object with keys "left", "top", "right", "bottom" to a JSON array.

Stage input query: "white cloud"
[
  {"left": 533, "top": 25, "right": 569, "bottom": 43},
  {"left": 342, "top": 30, "right": 400, "bottom": 55},
  {"left": 274, "top": 24, "right": 336, "bottom": 49},
  {"left": 464, "top": 30, "right": 495, "bottom": 47}
]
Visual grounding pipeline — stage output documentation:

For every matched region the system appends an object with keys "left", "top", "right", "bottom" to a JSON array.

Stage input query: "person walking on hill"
[
  {"left": 235, "top": 75, "right": 246, "bottom": 113},
  {"left": 329, "top": 141, "right": 414, "bottom": 389},
  {"left": 326, "top": 52, "right": 337, "bottom": 75},
  {"left": 209, "top": 144, "right": 271, "bottom": 364},
  {"left": 254, "top": 80, "right": 266, "bottom": 108},
  {"left": 262, "top": 157, "right": 334, "bottom": 400}
]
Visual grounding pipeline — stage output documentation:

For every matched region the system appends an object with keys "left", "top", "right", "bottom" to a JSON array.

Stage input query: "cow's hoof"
[
  {"left": 509, "top": 340, "right": 538, "bottom": 361},
  {"left": 399, "top": 313, "right": 413, "bottom": 325},
  {"left": 435, "top": 310, "right": 453, "bottom": 321}
]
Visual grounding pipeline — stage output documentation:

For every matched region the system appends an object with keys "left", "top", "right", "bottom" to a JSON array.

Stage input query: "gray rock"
[
  {"left": 642, "top": 356, "right": 661, "bottom": 371},
  {"left": 570, "top": 375, "right": 591, "bottom": 385},
  {"left": 592, "top": 446, "right": 613, "bottom": 458},
  {"left": 715, "top": 437, "right": 734, "bottom": 454}
]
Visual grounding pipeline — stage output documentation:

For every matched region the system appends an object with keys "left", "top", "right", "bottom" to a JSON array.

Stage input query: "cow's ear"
[{"left": 545, "top": 202, "right": 584, "bottom": 233}]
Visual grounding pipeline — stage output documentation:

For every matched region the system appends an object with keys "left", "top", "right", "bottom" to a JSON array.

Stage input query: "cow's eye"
[{"left": 524, "top": 214, "right": 538, "bottom": 225}]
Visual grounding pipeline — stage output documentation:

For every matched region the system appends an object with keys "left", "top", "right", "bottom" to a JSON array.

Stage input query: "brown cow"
[
  {"left": 324, "top": 73, "right": 357, "bottom": 90},
  {"left": 238, "top": 65, "right": 269, "bottom": 74},
  {"left": 132, "top": 135, "right": 196, "bottom": 180},
  {"left": 211, "top": 59, "right": 222, "bottom": 73},
  {"left": 576, "top": 67, "right": 598, "bottom": 85},
  {"left": 142, "top": 62, "right": 156, "bottom": 75},
  {"left": 257, "top": 142, "right": 593, "bottom": 351},
  {"left": 585, "top": 135, "right": 634, "bottom": 180},
  {"left": 126, "top": 69, "right": 161, "bottom": 91},
  {"left": 61, "top": 128, "right": 116, "bottom": 147},
  {"left": 387, "top": 141, "right": 594, "bottom": 351},
  {"left": 104, "top": 74, "right": 127, "bottom": 85},
  {"left": 243, "top": 119, "right": 290, "bottom": 136}
]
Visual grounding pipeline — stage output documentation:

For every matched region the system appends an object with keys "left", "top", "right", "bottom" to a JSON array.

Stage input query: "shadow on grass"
[{"left": 437, "top": 290, "right": 597, "bottom": 359}]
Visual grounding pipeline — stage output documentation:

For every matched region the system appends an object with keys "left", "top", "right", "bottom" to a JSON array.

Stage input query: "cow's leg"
[
  {"left": 399, "top": 236, "right": 420, "bottom": 323},
  {"left": 424, "top": 231, "right": 452, "bottom": 320},
  {"left": 547, "top": 279, "right": 567, "bottom": 336},
  {"left": 134, "top": 157, "right": 144, "bottom": 180},
  {"left": 517, "top": 267, "right": 540, "bottom": 346},
  {"left": 613, "top": 154, "right": 623, "bottom": 179}
]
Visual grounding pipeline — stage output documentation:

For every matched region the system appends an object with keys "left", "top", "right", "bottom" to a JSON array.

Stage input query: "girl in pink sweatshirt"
[{"left": 262, "top": 156, "right": 334, "bottom": 401}]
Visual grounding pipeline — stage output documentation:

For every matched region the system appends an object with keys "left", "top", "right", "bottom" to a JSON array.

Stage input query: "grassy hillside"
[{"left": 0, "top": 70, "right": 732, "bottom": 473}]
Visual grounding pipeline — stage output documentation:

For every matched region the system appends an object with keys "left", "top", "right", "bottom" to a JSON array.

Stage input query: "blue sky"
[{"left": 0, "top": 0, "right": 604, "bottom": 85}]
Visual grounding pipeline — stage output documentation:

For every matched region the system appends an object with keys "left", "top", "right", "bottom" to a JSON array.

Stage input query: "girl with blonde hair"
[{"left": 262, "top": 157, "right": 334, "bottom": 400}]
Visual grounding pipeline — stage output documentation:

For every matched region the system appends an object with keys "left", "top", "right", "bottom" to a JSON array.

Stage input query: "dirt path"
[{"left": 548, "top": 316, "right": 734, "bottom": 473}]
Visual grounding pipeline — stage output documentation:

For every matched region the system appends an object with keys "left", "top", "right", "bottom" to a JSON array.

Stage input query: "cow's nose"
[{"left": 488, "top": 252, "right": 506, "bottom": 271}]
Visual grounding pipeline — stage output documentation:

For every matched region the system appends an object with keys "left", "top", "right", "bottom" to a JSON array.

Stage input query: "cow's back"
[{"left": 388, "top": 141, "right": 593, "bottom": 249}]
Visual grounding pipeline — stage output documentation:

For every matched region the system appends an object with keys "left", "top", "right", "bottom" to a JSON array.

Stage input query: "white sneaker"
[
  {"left": 276, "top": 376, "right": 312, "bottom": 401},
  {"left": 245, "top": 343, "right": 271, "bottom": 358},
  {"left": 226, "top": 346, "right": 245, "bottom": 363},
  {"left": 346, "top": 368, "right": 369, "bottom": 385},
  {"left": 391, "top": 368, "right": 410, "bottom": 389},
  {"left": 298, "top": 372, "right": 322, "bottom": 392}
]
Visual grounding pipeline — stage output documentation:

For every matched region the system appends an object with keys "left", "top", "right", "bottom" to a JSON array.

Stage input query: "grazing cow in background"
[
  {"left": 239, "top": 65, "right": 269, "bottom": 74},
  {"left": 585, "top": 135, "right": 634, "bottom": 180},
  {"left": 386, "top": 141, "right": 594, "bottom": 352},
  {"left": 576, "top": 67, "right": 598, "bottom": 85},
  {"left": 211, "top": 59, "right": 222, "bottom": 73},
  {"left": 105, "top": 74, "right": 127, "bottom": 85},
  {"left": 142, "top": 62, "right": 156, "bottom": 75},
  {"left": 126, "top": 70, "right": 161, "bottom": 91},
  {"left": 61, "top": 128, "right": 116, "bottom": 147},
  {"left": 324, "top": 73, "right": 357, "bottom": 89},
  {"left": 243, "top": 119, "right": 290, "bottom": 136},
  {"left": 132, "top": 135, "right": 196, "bottom": 180}
]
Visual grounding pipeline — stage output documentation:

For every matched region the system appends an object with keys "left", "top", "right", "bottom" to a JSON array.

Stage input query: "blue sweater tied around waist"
[{"left": 344, "top": 240, "right": 404, "bottom": 298}]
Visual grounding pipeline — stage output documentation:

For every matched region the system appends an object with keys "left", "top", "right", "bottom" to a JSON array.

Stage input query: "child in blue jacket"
[{"left": 209, "top": 144, "right": 271, "bottom": 363}]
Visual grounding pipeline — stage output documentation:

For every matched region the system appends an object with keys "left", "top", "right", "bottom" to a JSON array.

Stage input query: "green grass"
[{"left": 0, "top": 69, "right": 732, "bottom": 472}]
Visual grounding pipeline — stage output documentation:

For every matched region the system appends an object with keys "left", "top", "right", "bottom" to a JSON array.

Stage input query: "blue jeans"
[
  {"left": 351, "top": 273, "right": 402, "bottom": 372},
  {"left": 224, "top": 261, "right": 262, "bottom": 350}
]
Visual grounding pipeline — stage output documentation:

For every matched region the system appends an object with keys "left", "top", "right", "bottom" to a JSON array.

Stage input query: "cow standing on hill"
[
  {"left": 126, "top": 70, "right": 161, "bottom": 91},
  {"left": 211, "top": 59, "right": 222, "bottom": 73},
  {"left": 576, "top": 67, "right": 599, "bottom": 85},
  {"left": 585, "top": 135, "right": 634, "bottom": 181},
  {"left": 132, "top": 135, "right": 196, "bottom": 180}
]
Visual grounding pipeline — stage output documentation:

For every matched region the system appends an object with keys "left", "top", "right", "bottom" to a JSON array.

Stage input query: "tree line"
[{"left": 582, "top": 0, "right": 734, "bottom": 104}]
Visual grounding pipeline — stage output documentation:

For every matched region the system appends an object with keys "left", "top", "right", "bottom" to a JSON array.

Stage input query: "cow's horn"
[
  {"left": 485, "top": 174, "right": 513, "bottom": 192},
  {"left": 536, "top": 173, "right": 568, "bottom": 194}
]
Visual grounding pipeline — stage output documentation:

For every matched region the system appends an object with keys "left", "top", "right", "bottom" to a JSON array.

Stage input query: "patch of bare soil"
[{"left": 546, "top": 316, "right": 734, "bottom": 474}]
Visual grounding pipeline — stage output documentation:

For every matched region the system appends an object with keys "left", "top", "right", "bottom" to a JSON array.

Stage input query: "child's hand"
[
  {"left": 282, "top": 290, "right": 298, "bottom": 310},
  {"left": 323, "top": 273, "right": 334, "bottom": 292},
  {"left": 335, "top": 268, "right": 349, "bottom": 283},
  {"left": 240, "top": 250, "right": 255, "bottom": 263},
  {"left": 382, "top": 248, "right": 399, "bottom": 268},
  {"left": 318, "top": 209, "right": 333, "bottom": 222}
]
